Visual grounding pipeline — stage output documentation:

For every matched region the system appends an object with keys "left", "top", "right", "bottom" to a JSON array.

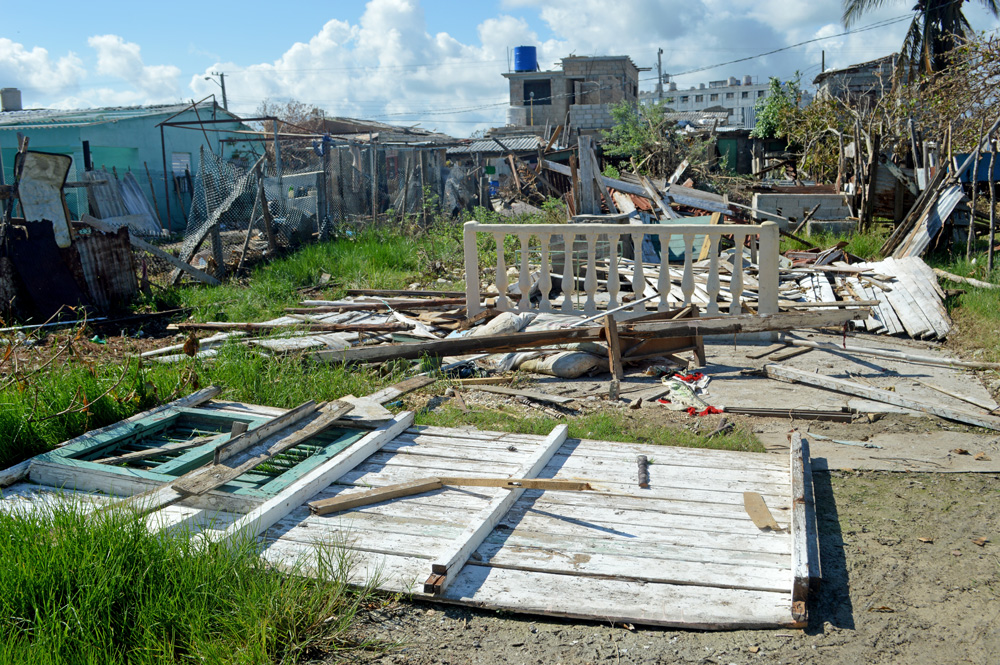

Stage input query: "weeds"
[
  {"left": 0, "top": 503, "right": 383, "bottom": 664},
  {"left": 415, "top": 404, "right": 764, "bottom": 453}
]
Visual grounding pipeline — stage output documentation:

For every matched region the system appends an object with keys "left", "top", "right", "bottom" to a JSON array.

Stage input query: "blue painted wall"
[{"left": 0, "top": 103, "right": 256, "bottom": 233}]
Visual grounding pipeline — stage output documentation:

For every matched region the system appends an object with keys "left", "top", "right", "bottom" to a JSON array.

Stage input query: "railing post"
[
  {"left": 757, "top": 221, "right": 780, "bottom": 315},
  {"left": 464, "top": 220, "right": 481, "bottom": 317}
]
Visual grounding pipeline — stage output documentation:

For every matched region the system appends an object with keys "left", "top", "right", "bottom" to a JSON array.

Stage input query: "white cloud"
[
  {"left": 5, "top": 1, "right": 997, "bottom": 133},
  {"left": 87, "top": 35, "right": 181, "bottom": 96},
  {"left": 0, "top": 39, "right": 85, "bottom": 99}
]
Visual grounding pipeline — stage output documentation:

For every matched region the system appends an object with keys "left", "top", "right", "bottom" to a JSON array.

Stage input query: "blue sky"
[{"left": 2, "top": 0, "right": 997, "bottom": 136}]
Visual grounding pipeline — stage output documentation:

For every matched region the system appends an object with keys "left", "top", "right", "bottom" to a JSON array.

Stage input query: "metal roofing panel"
[{"left": 447, "top": 136, "right": 544, "bottom": 154}]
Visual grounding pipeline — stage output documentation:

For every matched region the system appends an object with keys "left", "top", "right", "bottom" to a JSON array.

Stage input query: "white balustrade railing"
[{"left": 464, "top": 220, "right": 780, "bottom": 320}]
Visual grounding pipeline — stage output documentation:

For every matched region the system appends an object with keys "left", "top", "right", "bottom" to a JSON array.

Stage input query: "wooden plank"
[
  {"left": 456, "top": 384, "right": 573, "bottom": 405},
  {"left": 765, "top": 364, "right": 1000, "bottom": 431},
  {"left": 426, "top": 424, "right": 569, "bottom": 593},
  {"left": 914, "top": 379, "right": 997, "bottom": 411},
  {"left": 745, "top": 343, "right": 785, "bottom": 359},
  {"left": 743, "top": 492, "right": 781, "bottom": 530},
  {"left": 212, "top": 412, "right": 416, "bottom": 545},
  {"left": 312, "top": 310, "right": 865, "bottom": 364},
  {"left": 365, "top": 376, "right": 435, "bottom": 404},
  {"left": 933, "top": 267, "right": 1000, "bottom": 290},
  {"left": 442, "top": 565, "right": 799, "bottom": 629},
  {"left": 769, "top": 346, "right": 811, "bottom": 362},
  {"left": 0, "top": 460, "right": 31, "bottom": 488},
  {"left": 172, "top": 401, "right": 353, "bottom": 497},
  {"left": 94, "top": 435, "right": 221, "bottom": 464},
  {"left": 309, "top": 476, "right": 591, "bottom": 516},
  {"left": 782, "top": 338, "right": 1000, "bottom": 370},
  {"left": 604, "top": 314, "right": 623, "bottom": 400},
  {"left": 789, "top": 430, "right": 812, "bottom": 622},
  {"left": 697, "top": 212, "right": 722, "bottom": 260}
]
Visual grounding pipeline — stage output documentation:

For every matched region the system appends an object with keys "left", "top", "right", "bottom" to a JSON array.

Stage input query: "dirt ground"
[{"left": 339, "top": 471, "right": 999, "bottom": 665}]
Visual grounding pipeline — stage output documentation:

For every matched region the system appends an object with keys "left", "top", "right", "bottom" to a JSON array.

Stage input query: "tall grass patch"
[{"left": 0, "top": 504, "right": 381, "bottom": 664}]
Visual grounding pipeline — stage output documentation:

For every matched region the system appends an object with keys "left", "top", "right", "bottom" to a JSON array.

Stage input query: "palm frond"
[{"left": 842, "top": 0, "right": 896, "bottom": 27}]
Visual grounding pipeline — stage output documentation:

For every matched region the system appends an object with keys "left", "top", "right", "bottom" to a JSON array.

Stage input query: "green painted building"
[{"left": 0, "top": 100, "right": 253, "bottom": 232}]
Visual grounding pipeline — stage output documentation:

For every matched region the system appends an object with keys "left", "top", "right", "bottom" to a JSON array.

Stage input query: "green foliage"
[
  {"left": 602, "top": 163, "right": 621, "bottom": 179},
  {"left": 750, "top": 75, "right": 802, "bottom": 140},
  {"left": 0, "top": 505, "right": 381, "bottom": 664}
]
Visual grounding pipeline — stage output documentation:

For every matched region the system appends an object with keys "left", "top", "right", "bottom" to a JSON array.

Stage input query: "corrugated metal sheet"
[
  {"left": 74, "top": 226, "right": 139, "bottom": 311},
  {"left": 0, "top": 103, "right": 218, "bottom": 129},
  {"left": 448, "top": 136, "right": 544, "bottom": 155}
]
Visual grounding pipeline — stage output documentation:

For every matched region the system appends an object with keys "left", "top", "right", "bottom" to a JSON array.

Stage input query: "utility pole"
[
  {"left": 656, "top": 48, "right": 664, "bottom": 101},
  {"left": 210, "top": 71, "right": 228, "bottom": 110},
  {"left": 821, "top": 51, "right": 825, "bottom": 73}
]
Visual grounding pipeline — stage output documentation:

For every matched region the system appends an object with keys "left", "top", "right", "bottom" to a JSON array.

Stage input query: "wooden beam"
[
  {"left": 171, "top": 321, "right": 408, "bottom": 334},
  {"left": 425, "top": 424, "right": 569, "bottom": 594},
  {"left": 94, "top": 435, "right": 221, "bottom": 465},
  {"left": 455, "top": 384, "right": 573, "bottom": 405},
  {"left": 789, "top": 430, "right": 816, "bottom": 622},
  {"left": 698, "top": 213, "right": 722, "bottom": 261},
  {"left": 932, "top": 268, "right": 1000, "bottom": 290},
  {"left": 781, "top": 338, "right": 1000, "bottom": 370},
  {"left": 765, "top": 364, "right": 1000, "bottom": 431},
  {"left": 312, "top": 310, "right": 866, "bottom": 365},
  {"left": 308, "top": 476, "right": 592, "bottom": 516},
  {"left": 172, "top": 401, "right": 353, "bottom": 497},
  {"left": 365, "top": 376, "right": 435, "bottom": 404},
  {"left": 604, "top": 314, "right": 623, "bottom": 399},
  {"left": 210, "top": 411, "right": 415, "bottom": 545}
]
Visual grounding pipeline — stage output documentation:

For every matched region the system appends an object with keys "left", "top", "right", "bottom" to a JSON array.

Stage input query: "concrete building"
[
  {"left": 641, "top": 75, "right": 773, "bottom": 130},
  {"left": 502, "top": 55, "right": 642, "bottom": 133},
  {"left": 0, "top": 95, "right": 250, "bottom": 231},
  {"left": 813, "top": 54, "right": 897, "bottom": 106}
]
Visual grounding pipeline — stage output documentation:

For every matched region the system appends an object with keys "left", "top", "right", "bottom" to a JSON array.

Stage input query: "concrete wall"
[
  {"left": 570, "top": 104, "right": 616, "bottom": 131},
  {"left": 752, "top": 193, "right": 852, "bottom": 229}
]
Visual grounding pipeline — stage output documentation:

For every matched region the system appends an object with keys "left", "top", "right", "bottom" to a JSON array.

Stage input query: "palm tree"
[{"left": 843, "top": 0, "right": 1000, "bottom": 76}]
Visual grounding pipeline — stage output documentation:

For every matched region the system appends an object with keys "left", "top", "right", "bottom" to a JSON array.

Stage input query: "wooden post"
[
  {"left": 370, "top": 143, "right": 378, "bottom": 225},
  {"left": 989, "top": 138, "right": 996, "bottom": 273},
  {"left": 419, "top": 150, "right": 427, "bottom": 227},
  {"left": 577, "top": 135, "right": 598, "bottom": 214},
  {"left": 604, "top": 314, "right": 623, "bottom": 400},
  {"left": 143, "top": 162, "right": 163, "bottom": 232},
  {"left": 968, "top": 117, "right": 986, "bottom": 260},
  {"left": 257, "top": 168, "right": 278, "bottom": 254},
  {"left": 464, "top": 221, "right": 481, "bottom": 318}
]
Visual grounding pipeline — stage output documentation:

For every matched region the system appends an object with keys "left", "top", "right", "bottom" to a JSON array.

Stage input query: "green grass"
[
  {"left": 780, "top": 226, "right": 890, "bottom": 260},
  {"left": 415, "top": 404, "right": 765, "bottom": 453},
  {"left": 0, "top": 504, "right": 382, "bottom": 664},
  {"left": 145, "top": 225, "right": 464, "bottom": 324},
  {"left": 925, "top": 250, "right": 1000, "bottom": 363}
]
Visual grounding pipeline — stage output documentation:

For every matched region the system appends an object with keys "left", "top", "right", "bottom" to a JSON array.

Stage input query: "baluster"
[
  {"left": 538, "top": 233, "right": 552, "bottom": 312},
  {"left": 518, "top": 232, "right": 531, "bottom": 311},
  {"left": 657, "top": 232, "right": 671, "bottom": 311},
  {"left": 706, "top": 235, "right": 720, "bottom": 315},
  {"left": 584, "top": 232, "right": 598, "bottom": 315},
  {"left": 750, "top": 231, "right": 758, "bottom": 265},
  {"left": 607, "top": 233, "right": 620, "bottom": 310},
  {"left": 561, "top": 231, "right": 577, "bottom": 313},
  {"left": 630, "top": 231, "right": 646, "bottom": 313},
  {"left": 730, "top": 232, "right": 745, "bottom": 315},
  {"left": 493, "top": 231, "right": 509, "bottom": 310},
  {"left": 681, "top": 233, "right": 695, "bottom": 307}
]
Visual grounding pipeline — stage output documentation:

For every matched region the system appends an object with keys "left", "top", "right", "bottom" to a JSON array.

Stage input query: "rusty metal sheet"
[
  {"left": 7, "top": 223, "right": 90, "bottom": 319},
  {"left": 73, "top": 226, "right": 139, "bottom": 311}
]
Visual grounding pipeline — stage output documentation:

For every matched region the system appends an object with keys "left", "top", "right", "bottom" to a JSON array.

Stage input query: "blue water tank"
[{"left": 513, "top": 46, "right": 537, "bottom": 73}]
